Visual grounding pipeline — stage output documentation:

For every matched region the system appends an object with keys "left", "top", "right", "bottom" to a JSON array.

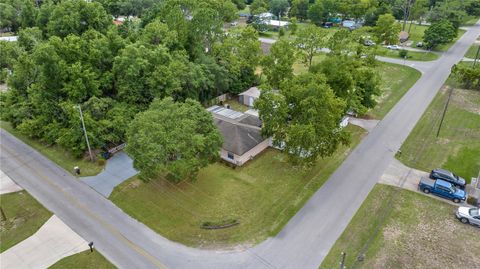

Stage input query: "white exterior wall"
[{"left": 219, "top": 138, "right": 271, "bottom": 166}]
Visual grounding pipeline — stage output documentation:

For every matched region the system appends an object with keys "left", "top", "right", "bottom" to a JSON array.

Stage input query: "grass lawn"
[
  {"left": 49, "top": 250, "right": 115, "bottom": 269},
  {"left": 0, "top": 191, "right": 52, "bottom": 252},
  {"left": 223, "top": 99, "right": 249, "bottom": 112},
  {"left": 398, "top": 86, "right": 480, "bottom": 183},
  {"left": 1, "top": 121, "right": 104, "bottom": 176},
  {"left": 465, "top": 44, "right": 479, "bottom": 59},
  {"left": 292, "top": 54, "right": 327, "bottom": 75},
  {"left": 463, "top": 16, "right": 480, "bottom": 26},
  {"left": 110, "top": 125, "right": 367, "bottom": 248},
  {"left": 397, "top": 23, "right": 465, "bottom": 52},
  {"left": 320, "top": 184, "right": 480, "bottom": 269},
  {"left": 367, "top": 62, "right": 422, "bottom": 119},
  {"left": 375, "top": 47, "right": 439, "bottom": 61}
]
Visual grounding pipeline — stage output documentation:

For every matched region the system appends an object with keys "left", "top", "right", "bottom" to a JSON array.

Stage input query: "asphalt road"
[{"left": 1, "top": 21, "right": 479, "bottom": 269}]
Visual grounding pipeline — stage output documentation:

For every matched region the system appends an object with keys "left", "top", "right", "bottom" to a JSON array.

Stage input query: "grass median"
[
  {"left": 320, "top": 184, "right": 480, "bottom": 269},
  {"left": 110, "top": 125, "right": 367, "bottom": 248}
]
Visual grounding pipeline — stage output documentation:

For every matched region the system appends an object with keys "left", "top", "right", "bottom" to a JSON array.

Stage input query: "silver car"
[{"left": 456, "top": 207, "right": 480, "bottom": 227}]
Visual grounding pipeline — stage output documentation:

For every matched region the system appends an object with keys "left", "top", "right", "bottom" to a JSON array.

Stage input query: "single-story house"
[
  {"left": 207, "top": 105, "right": 270, "bottom": 166},
  {"left": 238, "top": 86, "right": 261, "bottom": 107}
]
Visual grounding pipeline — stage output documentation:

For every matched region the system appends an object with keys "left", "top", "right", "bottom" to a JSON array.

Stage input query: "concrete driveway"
[
  {"left": 0, "top": 215, "right": 88, "bottom": 269},
  {"left": 80, "top": 152, "right": 138, "bottom": 197},
  {"left": 1, "top": 169, "right": 23, "bottom": 194}
]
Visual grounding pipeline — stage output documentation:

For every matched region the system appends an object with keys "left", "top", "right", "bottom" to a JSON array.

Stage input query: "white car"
[
  {"left": 386, "top": 45, "right": 400, "bottom": 50},
  {"left": 456, "top": 207, "right": 480, "bottom": 227}
]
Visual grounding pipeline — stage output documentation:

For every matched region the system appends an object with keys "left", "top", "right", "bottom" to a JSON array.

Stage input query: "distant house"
[
  {"left": 238, "top": 86, "right": 261, "bottom": 107},
  {"left": 207, "top": 105, "right": 271, "bottom": 166},
  {"left": 399, "top": 31, "right": 409, "bottom": 43},
  {"left": 342, "top": 20, "right": 355, "bottom": 28},
  {"left": 0, "top": 36, "right": 18, "bottom": 42}
]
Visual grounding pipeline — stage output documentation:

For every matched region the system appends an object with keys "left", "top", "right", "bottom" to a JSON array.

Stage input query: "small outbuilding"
[
  {"left": 238, "top": 87, "right": 261, "bottom": 107},
  {"left": 399, "top": 31, "right": 409, "bottom": 43}
]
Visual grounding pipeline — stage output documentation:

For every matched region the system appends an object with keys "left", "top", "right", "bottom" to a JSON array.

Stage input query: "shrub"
[
  {"left": 399, "top": 49, "right": 408, "bottom": 59},
  {"left": 279, "top": 27, "right": 285, "bottom": 37}
]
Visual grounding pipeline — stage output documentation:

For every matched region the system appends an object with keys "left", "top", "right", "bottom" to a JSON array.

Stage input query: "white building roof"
[
  {"left": 0, "top": 36, "right": 18, "bottom": 42},
  {"left": 267, "top": 20, "right": 289, "bottom": 27},
  {"left": 239, "top": 87, "right": 261, "bottom": 99}
]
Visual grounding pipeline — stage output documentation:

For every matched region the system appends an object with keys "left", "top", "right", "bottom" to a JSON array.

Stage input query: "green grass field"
[
  {"left": 367, "top": 62, "right": 422, "bottom": 119},
  {"left": 49, "top": 250, "right": 115, "bottom": 269},
  {"left": 465, "top": 44, "right": 479, "bottom": 59},
  {"left": 0, "top": 191, "right": 52, "bottom": 252},
  {"left": 398, "top": 86, "right": 480, "bottom": 183},
  {"left": 375, "top": 47, "right": 439, "bottom": 61},
  {"left": 110, "top": 125, "right": 367, "bottom": 248},
  {"left": 1, "top": 122, "right": 104, "bottom": 176},
  {"left": 320, "top": 184, "right": 480, "bottom": 269}
]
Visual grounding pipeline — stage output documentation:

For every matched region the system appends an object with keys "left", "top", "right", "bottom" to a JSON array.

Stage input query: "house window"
[{"left": 227, "top": 152, "right": 234, "bottom": 160}]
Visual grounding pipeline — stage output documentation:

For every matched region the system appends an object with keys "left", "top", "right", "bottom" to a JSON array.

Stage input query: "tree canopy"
[
  {"left": 254, "top": 73, "right": 350, "bottom": 164},
  {"left": 126, "top": 97, "right": 222, "bottom": 181}
]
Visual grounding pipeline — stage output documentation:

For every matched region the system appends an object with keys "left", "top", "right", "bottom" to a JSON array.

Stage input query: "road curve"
[{"left": 1, "top": 20, "right": 479, "bottom": 269}]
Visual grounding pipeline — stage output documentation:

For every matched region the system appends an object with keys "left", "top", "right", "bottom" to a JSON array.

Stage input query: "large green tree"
[
  {"left": 294, "top": 24, "right": 327, "bottom": 68},
  {"left": 423, "top": 19, "right": 456, "bottom": 49},
  {"left": 126, "top": 97, "right": 223, "bottom": 181},
  {"left": 374, "top": 13, "right": 401, "bottom": 45},
  {"left": 289, "top": 0, "right": 309, "bottom": 21},
  {"left": 261, "top": 39, "right": 295, "bottom": 89},
  {"left": 46, "top": 0, "right": 112, "bottom": 38},
  {"left": 254, "top": 73, "right": 349, "bottom": 164}
]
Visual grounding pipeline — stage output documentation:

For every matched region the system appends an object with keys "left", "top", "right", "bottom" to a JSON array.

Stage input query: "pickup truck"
[{"left": 418, "top": 178, "right": 467, "bottom": 203}]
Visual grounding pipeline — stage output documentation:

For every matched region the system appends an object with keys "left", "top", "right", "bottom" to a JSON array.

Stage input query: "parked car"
[
  {"left": 416, "top": 42, "right": 424, "bottom": 47},
  {"left": 386, "top": 45, "right": 400, "bottom": 50},
  {"left": 322, "top": 22, "right": 333, "bottom": 28},
  {"left": 456, "top": 207, "right": 480, "bottom": 227},
  {"left": 418, "top": 178, "right": 467, "bottom": 203},
  {"left": 364, "top": 40, "right": 375, "bottom": 46},
  {"left": 430, "top": 168, "right": 466, "bottom": 189},
  {"left": 230, "top": 21, "right": 238, "bottom": 26}
]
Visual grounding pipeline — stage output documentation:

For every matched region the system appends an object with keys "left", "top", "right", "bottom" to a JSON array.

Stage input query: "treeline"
[
  {"left": 247, "top": 0, "right": 479, "bottom": 28},
  {"left": 0, "top": 0, "right": 261, "bottom": 157}
]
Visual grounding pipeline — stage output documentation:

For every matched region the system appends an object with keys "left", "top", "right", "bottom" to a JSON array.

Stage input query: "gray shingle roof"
[{"left": 209, "top": 107, "right": 265, "bottom": 156}]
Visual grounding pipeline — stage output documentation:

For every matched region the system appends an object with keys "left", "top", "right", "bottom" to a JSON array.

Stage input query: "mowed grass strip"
[
  {"left": 1, "top": 121, "right": 104, "bottom": 176},
  {"left": 49, "top": 250, "right": 115, "bottom": 269},
  {"left": 398, "top": 87, "right": 480, "bottom": 183},
  {"left": 320, "top": 184, "right": 480, "bottom": 269},
  {"left": 375, "top": 47, "right": 439, "bottom": 61},
  {"left": 0, "top": 191, "right": 52, "bottom": 252},
  {"left": 367, "top": 62, "right": 421, "bottom": 119},
  {"left": 110, "top": 125, "right": 367, "bottom": 248},
  {"left": 465, "top": 44, "right": 479, "bottom": 59}
]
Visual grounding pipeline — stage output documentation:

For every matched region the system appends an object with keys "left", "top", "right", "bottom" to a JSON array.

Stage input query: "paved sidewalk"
[
  {"left": 1, "top": 169, "right": 23, "bottom": 194},
  {"left": 0, "top": 215, "right": 88, "bottom": 269},
  {"left": 80, "top": 152, "right": 138, "bottom": 197},
  {"left": 348, "top": 117, "right": 380, "bottom": 132}
]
